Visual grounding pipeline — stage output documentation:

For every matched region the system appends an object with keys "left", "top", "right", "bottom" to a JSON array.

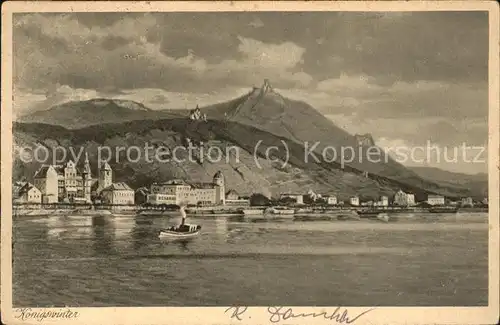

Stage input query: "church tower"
[
  {"left": 98, "top": 160, "right": 113, "bottom": 192},
  {"left": 82, "top": 152, "right": 93, "bottom": 202},
  {"left": 213, "top": 171, "right": 225, "bottom": 205}
]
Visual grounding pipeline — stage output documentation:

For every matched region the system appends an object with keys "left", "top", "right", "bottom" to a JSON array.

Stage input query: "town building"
[
  {"left": 373, "top": 196, "right": 389, "bottom": 207},
  {"left": 101, "top": 182, "right": 135, "bottom": 205},
  {"left": 34, "top": 159, "right": 92, "bottom": 203},
  {"left": 280, "top": 193, "right": 304, "bottom": 205},
  {"left": 393, "top": 190, "right": 415, "bottom": 206},
  {"left": 147, "top": 171, "right": 226, "bottom": 206},
  {"left": 324, "top": 195, "right": 337, "bottom": 205},
  {"left": 225, "top": 189, "right": 250, "bottom": 206},
  {"left": 14, "top": 183, "right": 42, "bottom": 204},
  {"left": 349, "top": 196, "right": 360, "bottom": 206},
  {"left": 189, "top": 105, "right": 207, "bottom": 121},
  {"left": 461, "top": 197, "right": 474, "bottom": 207},
  {"left": 94, "top": 160, "right": 113, "bottom": 194},
  {"left": 31, "top": 155, "right": 133, "bottom": 205},
  {"left": 427, "top": 194, "right": 445, "bottom": 206}
]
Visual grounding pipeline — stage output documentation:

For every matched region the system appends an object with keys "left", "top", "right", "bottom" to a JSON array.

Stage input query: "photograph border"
[{"left": 1, "top": 1, "right": 499, "bottom": 324}]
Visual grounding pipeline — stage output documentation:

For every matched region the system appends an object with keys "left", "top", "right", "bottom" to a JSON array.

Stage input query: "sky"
[{"left": 13, "top": 11, "right": 489, "bottom": 174}]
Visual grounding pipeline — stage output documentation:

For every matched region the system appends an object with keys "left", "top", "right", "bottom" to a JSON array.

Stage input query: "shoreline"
[{"left": 12, "top": 205, "right": 489, "bottom": 218}]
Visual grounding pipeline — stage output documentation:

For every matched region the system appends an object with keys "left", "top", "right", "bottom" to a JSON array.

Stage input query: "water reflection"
[{"left": 92, "top": 216, "right": 116, "bottom": 256}]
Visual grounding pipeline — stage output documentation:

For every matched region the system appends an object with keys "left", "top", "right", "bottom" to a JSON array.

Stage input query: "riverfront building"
[
  {"left": 14, "top": 182, "right": 42, "bottom": 204},
  {"left": 461, "top": 197, "right": 474, "bottom": 207},
  {"left": 374, "top": 196, "right": 389, "bottom": 207},
  {"left": 349, "top": 196, "right": 360, "bottom": 206},
  {"left": 324, "top": 195, "right": 337, "bottom": 205},
  {"left": 225, "top": 190, "right": 250, "bottom": 206},
  {"left": 33, "top": 155, "right": 95, "bottom": 203},
  {"left": 31, "top": 155, "right": 134, "bottom": 205},
  {"left": 147, "top": 171, "right": 226, "bottom": 206},
  {"left": 393, "top": 190, "right": 415, "bottom": 206},
  {"left": 101, "top": 182, "right": 135, "bottom": 205},
  {"left": 427, "top": 194, "right": 445, "bottom": 206}
]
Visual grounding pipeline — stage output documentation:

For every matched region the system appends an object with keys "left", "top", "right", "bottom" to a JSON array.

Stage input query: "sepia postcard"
[{"left": 1, "top": 1, "right": 499, "bottom": 325}]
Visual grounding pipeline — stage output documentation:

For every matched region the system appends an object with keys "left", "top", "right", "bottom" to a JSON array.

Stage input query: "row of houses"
[
  {"left": 13, "top": 155, "right": 135, "bottom": 205},
  {"left": 279, "top": 191, "right": 389, "bottom": 207},
  {"left": 12, "top": 157, "right": 486, "bottom": 208},
  {"left": 278, "top": 189, "right": 486, "bottom": 207},
  {"left": 14, "top": 159, "right": 248, "bottom": 207}
]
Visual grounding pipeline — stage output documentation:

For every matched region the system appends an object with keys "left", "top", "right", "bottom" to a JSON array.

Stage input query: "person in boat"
[
  {"left": 180, "top": 205, "right": 187, "bottom": 226},
  {"left": 177, "top": 205, "right": 193, "bottom": 232}
]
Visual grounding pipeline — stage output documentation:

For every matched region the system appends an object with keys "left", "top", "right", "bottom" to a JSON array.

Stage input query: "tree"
[
  {"left": 250, "top": 193, "right": 271, "bottom": 206},
  {"left": 278, "top": 196, "right": 297, "bottom": 206},
  {"left": 303, "top": 195, "right": 315, "bottom": 205}
]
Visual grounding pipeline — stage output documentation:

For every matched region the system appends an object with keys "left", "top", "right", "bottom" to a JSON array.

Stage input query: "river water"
[{"left": 13, "top": 212, "right": 488, "bottom": 307}]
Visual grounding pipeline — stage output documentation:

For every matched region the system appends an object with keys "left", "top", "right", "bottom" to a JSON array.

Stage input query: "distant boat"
[
  {"left": 376, "top": 213, "right": 390, "bottom": 222},
  {"left": 265, "top": 207, "right": 295, "bottom": 215},
  {"left": 356, "top": 209, "right": 383, "bottom": 218},
  {"left": 428, "top": 206, "right": 459, "bottom": 214},
  {"left": 241, "top": 208, "right": 264, "bottom": 215},
  {"left": 337, "top": 211, "right": 360, "bottom": 220},
  {"left": 355, "top": 209, "right": 395, "bottom": 221},
  {"left": 159, "top": 206, "right": 201, "bottom": 241}
]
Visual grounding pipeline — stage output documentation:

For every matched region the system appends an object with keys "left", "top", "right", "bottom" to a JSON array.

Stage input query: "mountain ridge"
[
  {"left": 17, "top": 98, "right": 186, "bottom": 128},
  {"left": 13, "top": 119, "right": 483, "bottom": 200},
  {"left": 15, "top": 80, "right": 487, "bottom": 199}
]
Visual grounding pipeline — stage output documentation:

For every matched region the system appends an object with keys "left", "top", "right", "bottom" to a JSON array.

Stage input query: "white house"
[
  {"left": 324, "top": 195, "right": 337, "bottom": 205},
  {"left": 461, "top": 197, "right": 474, "bottom": 207},
  {"left": 225, "top": 190, "right": 250, "bottom": 206},
  {"left": 101, "top": 182, "right": 135, "bottom": 205},
  {"left": 15, "top": 183, "right": 42, "bottom": 204},
  {"left": 33, "top": 165, "right": 59, "bottom": 203},
  {"left": 349, "top": 196, "right": 360, "bottom": 206},
  {"left": 427, "top": 194, "right": 445, "bottom": 206},
  {"left": 393, "top": 190, "right": 415, "bottom": 206}
]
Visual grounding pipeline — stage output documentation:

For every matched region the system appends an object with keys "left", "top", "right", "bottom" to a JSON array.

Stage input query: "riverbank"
[{"left": 12, "top": 204, "right": 488, "bottom": 217}]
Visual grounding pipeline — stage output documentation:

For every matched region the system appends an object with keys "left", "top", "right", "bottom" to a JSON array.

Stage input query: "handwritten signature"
[
  {"left": 225, "top": 306, "right": 249, "bottom": 321},
  {"left": 225, "top": 306, "right": 375, "bottom": 323}
]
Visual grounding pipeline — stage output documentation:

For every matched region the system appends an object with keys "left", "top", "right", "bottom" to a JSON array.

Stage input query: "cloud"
[
  {"left": 14, "top": 85, "right": 98, "bottom": 118},
  {"left": 236, "top": 36, "right": 304, "bottom": 70}
]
